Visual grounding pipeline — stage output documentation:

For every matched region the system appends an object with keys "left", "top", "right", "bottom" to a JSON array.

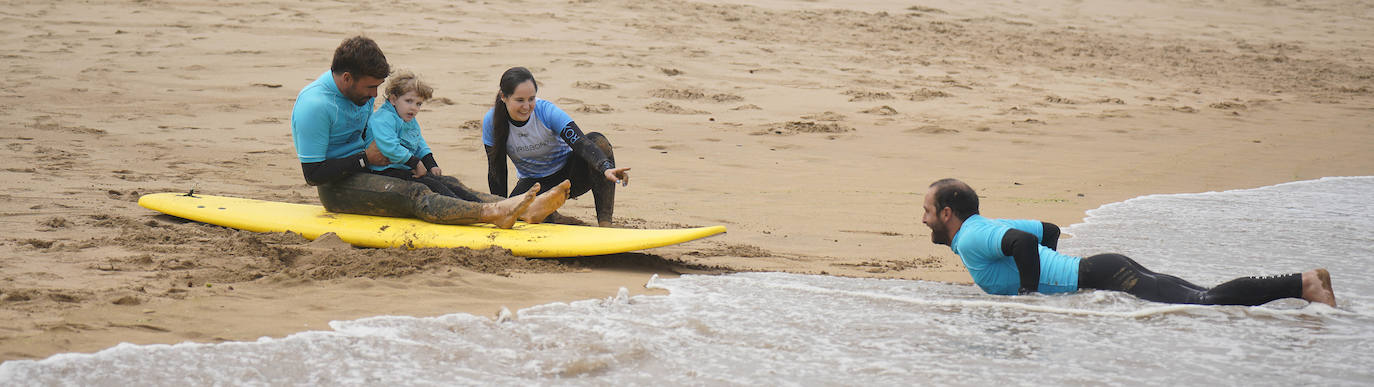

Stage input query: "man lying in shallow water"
[{"left": 921, "top": 178, "right": 1336, "bottom": 307}]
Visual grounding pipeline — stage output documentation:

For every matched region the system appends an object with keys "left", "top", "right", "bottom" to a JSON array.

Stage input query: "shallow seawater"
[{"left": 3, "top": 177, "right": 1372, "bottom": 386}]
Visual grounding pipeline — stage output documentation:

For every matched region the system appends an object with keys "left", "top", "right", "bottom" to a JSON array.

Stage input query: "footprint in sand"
[
  {"left": 906, "top": 5, "right": 948, "bottom": 14},
  {"left": 1208, "top": 101, "right": 1247, "bottom": 110},
  {"left": 998, "top": 106, "right": 1037, "bottom": 115},
  {"left": 651, "top": 89, "right": 701, "bottom": 99},
  {"left": 573, "top": 81, "right": 613, "bottom": 90},
  {"left": 27, "top": 115, "right": 105, "bottom": 135},
  {"left": 907, "top": 88, "right": 952, "bottom": 101},
  {"left": 843, "top": 90, "right": 894, "bottom": 102},
  {"left": 755, "top": 121, "right": 853, "bottom": 136},
  {"left": 649, "top": 88, "right": 744, "bottom": 103},
  {"left": 645, "top": 101, "right": 709, "bottom": 114},
  {"left": 904, "top": 125, "right": 959, "bottom": 135},
  {"left": 686, "top": 243, "right": 773, "bottom": 258},
  {"left": 575, "top": 104, "right": 615, "bottom": 114},
  {"left": 801, "top": 111, "right": 846, "bottom": 121},
  {"left": 861, "top": 105, "right": 898, "bottom": 115},
  {"left": 1045, "top": 95, "right": 1079, "bottom": 104},
  {"left": 458, "top": 120, "right": 482, "bottom": 131}
]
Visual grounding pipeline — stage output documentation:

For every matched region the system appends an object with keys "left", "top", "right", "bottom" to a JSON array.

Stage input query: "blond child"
[{"left": 366, "top": 70, "right": 558, "bottom": 205}]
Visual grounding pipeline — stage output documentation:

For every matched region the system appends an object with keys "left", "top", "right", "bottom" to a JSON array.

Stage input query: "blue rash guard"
[
  {"left": 950, "top": 215, "right": 1081, "bottom": 295},
  {"left": 291, "top": 70, "right": 373, "bottom": 163},
  {"left": 365, "top": 100, "right": 431, "bottom": 171},
  {"left": 480, "top": 98, "right": 574, "bottom": 179}
]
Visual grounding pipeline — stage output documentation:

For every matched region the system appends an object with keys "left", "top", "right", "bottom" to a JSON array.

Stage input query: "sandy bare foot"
[
  {"left": 1301, "top": 268, "right": 1336, "bottom": 307},
  {"left": 521, "top": 180, "right": 571, "bottom": 224},
  {"left": 485, "top": 189, "right": 536, "bottom": 229}
]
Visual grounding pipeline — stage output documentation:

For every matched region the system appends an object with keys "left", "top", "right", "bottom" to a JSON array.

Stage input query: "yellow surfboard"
[{"left": 138, "top": 192, "right": 725, "bottom": 258}]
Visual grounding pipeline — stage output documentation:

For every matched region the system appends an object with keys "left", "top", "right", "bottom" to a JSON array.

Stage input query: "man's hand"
[
  {"left": 364, "top": 141, "right": 389, "bottom": 166},
  {"left": 412, "top": 162, "right": 428, "bottom": 178},
  {"left": 428, "top": 166, "right": 443, "bottom": 176},
  {"left": 604, "top": 167, "right": 631, "bottom": 187}
]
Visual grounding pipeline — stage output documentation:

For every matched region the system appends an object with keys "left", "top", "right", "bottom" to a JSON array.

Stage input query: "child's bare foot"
[
  {"left": 521, "top": 180, "right": 571, "bottom": 224},
  {"left": 483, "top": 189, "right": 536, "bottom": 229},
  {"left": 1301, "top": 268, "right": 1336, "bottom": 307}
]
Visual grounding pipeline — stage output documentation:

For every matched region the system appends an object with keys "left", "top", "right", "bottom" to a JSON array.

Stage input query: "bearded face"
[
  {"left": 339, "top": 73, "right": 384, "bottom": 106},
  {"left": 922, "top": 188, "right": 952, "bottom": 246}
]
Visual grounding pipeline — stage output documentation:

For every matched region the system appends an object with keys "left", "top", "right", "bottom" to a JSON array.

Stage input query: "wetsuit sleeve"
[
  {"left": 557, "top": 121, "right": 614, "bottom": 174},
  {"left": 421, "top": 153, "right": 437, "bottom": 170},
  {"left": 485, "top": 145, "right": 508, "bottom": 197},
  {"left": 1000, "top": 229, "right": 1041, "bottom": 294},
  {"left": 300, "top": 154, "right": 367, "bottom": 186},
  {"left": 1041, "top": 222, "right": 1060, "bottom": 250},
  {"left": 481, "top": 110, "right": 508, "bottom": 196}
]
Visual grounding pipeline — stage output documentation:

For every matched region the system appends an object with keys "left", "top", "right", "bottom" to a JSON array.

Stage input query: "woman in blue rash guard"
[{"left": 482, "top": 67, "right": 631, "bottom": 227}]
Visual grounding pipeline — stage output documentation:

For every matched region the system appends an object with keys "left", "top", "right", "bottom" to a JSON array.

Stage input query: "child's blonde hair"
[{"left": 384, "top": 70, "right": 433, "bottom": 100}]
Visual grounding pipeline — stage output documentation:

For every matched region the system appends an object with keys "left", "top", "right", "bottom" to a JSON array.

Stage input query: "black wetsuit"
[
  {"left": 1028, "top": 222, "right": 1305, "bottom": 305},
  {"left": 1078, "top": 253, "right": 1302, "bottom": 305}
]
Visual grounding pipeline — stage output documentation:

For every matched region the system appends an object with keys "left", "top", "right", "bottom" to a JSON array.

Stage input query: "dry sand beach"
[{"left": 1, "top": 0, "right": 1371, "bottom": 361}]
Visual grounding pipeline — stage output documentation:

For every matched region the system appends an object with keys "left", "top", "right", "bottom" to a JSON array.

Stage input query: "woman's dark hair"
[
  {"left": 491, "top": 67, "right": 538, "bottom": 153},
  {"left": 330, "top": 36, "right": 390, "bottom": 80},
  {"left": 929, "top": 178, "right": 980, "bottom": 221}
]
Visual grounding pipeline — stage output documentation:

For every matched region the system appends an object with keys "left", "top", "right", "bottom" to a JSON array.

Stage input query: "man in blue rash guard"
[
  {"left": 290, "top": 36, "right": 568, "bottom": 229},
  {"left": 921, "top": 178, "right": 1337, "bottom": 307}
]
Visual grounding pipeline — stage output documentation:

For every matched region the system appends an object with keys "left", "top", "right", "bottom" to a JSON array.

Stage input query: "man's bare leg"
[
  {"left": 521, "top": 180, "right": 571, "bottom": 224},
  {"left": 480, "top": 187, "right": 537, "bottom": 229},
  {"left": 1301, "top": 268, "right": 1336, "bottom": 307}
]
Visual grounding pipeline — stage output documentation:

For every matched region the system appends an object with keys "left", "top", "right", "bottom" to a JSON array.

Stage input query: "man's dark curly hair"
[
  {"left": 330, "top": 36, "right": 389, "bottom": 79},
  {"left": 929, "top": 178, "right": 979, "bottom": 221}
]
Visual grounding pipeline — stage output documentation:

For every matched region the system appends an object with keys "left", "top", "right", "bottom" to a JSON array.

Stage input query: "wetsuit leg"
[
  {"left": 1079, "top": 254, "right": 1303, "bottom": 305},
  {"left": 509, "top": 167, "right": 571, "bottom": 197},
  {"left": 1078, "top": 254, "right": 1209, "bottom": 304},
  {"left": 1198, "top": 274, "right": 1302, "bottom": 306},
  {"left": 316, "top": 173, "right": 486, "bottom": 225},
  {"left": 372, "top": 168, "right": 458, "bottom": 198},
  {"left": 431, "top": 175, "right": 505, "bottom": 203},
  {"left": 413, "top": 175, "right": 459, "bottom": 198}
]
